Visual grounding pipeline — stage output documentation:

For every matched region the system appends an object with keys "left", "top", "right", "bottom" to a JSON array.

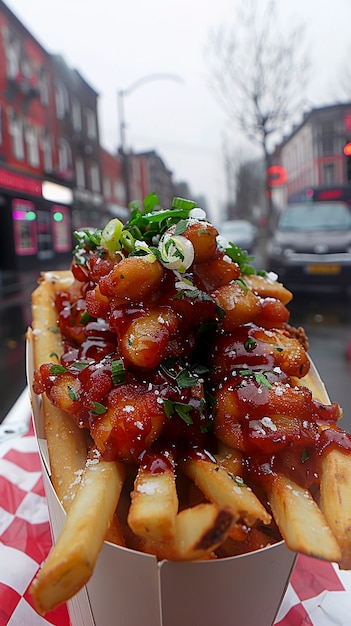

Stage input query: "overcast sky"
[{"left": 5, "top": 0, "right": 351, "bottom": 220}]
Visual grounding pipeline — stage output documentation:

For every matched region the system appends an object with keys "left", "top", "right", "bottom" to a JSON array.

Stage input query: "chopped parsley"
[
  {"left": 239, "top": 369, "right": 273, "bottom": 389},
  {"left": 91, "top": 402, "right": 107, "bottom": 415},
  {"left": 111, "top": 358, "right": 126, "bottom": 385},
  {"left": 163, "top": 399, "right": 194, "bottom": 425},
  {"left": 67, "top": 386, "right": 79, "bottom": 402},
  {"left": 50, "top": 364, "right": 67, "bottom": 375}
]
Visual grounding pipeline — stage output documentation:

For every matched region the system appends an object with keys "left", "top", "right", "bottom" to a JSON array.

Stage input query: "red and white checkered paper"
[{"left": 1, "top": 420, "right": 351, "bottom": 626}]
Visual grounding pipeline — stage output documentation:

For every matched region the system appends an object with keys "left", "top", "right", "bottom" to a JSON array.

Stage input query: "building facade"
[
  {"left": 0, "top": 0, "right": 74, "bottom": 271},
  {"left": 272, "top": 102, "right": 351, "bottom": 209},
  {"left": 0, "top": 0, "right": 194, "bottom": 271}
]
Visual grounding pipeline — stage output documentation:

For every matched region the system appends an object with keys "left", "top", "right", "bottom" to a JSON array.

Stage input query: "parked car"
[
  {"left": 219, "top": 219, "right": 258, "bottom": 253},
  {"left": 266, "top": 201, "right": 351, "bottom": 289}
]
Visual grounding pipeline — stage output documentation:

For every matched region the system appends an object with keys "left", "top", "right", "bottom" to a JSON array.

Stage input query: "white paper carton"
[{"left": 27, "top": 331, "right": 296, "bottom": 626}]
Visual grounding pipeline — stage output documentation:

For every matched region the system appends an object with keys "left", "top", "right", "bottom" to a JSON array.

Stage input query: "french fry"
[
  {"left": 140, "top": 503, "right": 234, "bottom": 561},
  {"left": 320, "top": 448, "right": 351, "bottom": 568},
  {"left": 215, "top": 443, "right": 243, "bottom": 475},
  {"left": 28, "top": 199, "right": 351, "bottom": 618},
  {"left": 181, "top": 457, "right": 271, "bottom": 527},
  {"left": 128, "top": 458, "right": 179, "bottom": 542},
  {"left": 31, "top": 274, "right": 88, "bottom": 510},
  {"left": 30, "top": 449, "right": 126, "bottom": 615},
  {"left": 268, "top": 472, "right": 342, "bottom": 563}
]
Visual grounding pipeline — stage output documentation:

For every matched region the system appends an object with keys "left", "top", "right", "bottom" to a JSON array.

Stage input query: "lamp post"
[{"left": 117, "top": 73, "right": 183, "bottom": 205}]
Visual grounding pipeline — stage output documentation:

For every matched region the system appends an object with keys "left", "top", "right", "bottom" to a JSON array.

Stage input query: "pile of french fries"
[{"left": 27, "top": 206, "right": 351, "bottom": 616}]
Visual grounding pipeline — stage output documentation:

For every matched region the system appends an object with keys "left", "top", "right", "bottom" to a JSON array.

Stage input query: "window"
[
  {"left": 114, "top": 179, "right": 126, "bottom": 203},
  {"left": 41, "top": 133, "right": 53, "bottom": 172},
  {"left": 8, "top": 112, "right": 24, "bottom": 161},
  {"left": 323, "top": 163, "right": 336, "bottom": 186},
  {"left": 320, "top": 121, "right": 334, "bottom": 155},
  {"left": 36, "top": 209, "right": 54, "bottom": 260},
  {"left": 89, "top": 161, "right": 100, "bottom": 192},
  {"left": 12, "top": 198, "right": 37, "bottom": 255},
  {"left": 3, "top": 26, "right": 20, "bottom": 79},
  {"left": 55, "top": 81, "right": 69, "bottom": 119},
  {"left": 72, "top": 98, "right": 82, "bottom": 132},
  {"left": 58, "top": 138, "right": 72, "bottom": 173},
  {"left": 25, "top": 125, "right": 39, "bottom": 167},
  {"left": 75, "top": 157, "right": 85, "bottom": 188},
  {"left": 85, "top": 108, "right": 97, "bottom": 139},
  {"left": 52, "top": 206, "right": 71, "bottom": 252},
  {"left": 103, "top": 175, "right": 111, "bottom": 198},
  {"left": 39, "top": 67, "right": 49, "bottom": 106}
]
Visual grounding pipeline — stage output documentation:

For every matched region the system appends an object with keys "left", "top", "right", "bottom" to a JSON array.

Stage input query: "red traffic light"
[
  {"left": 343, "top": 141, "right": 351, "bottom": 156},
  {"left": 266, "top": 165, "right": 287, "bottom": 187}
]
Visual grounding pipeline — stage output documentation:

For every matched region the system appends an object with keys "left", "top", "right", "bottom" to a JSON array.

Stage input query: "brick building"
[{"left": 0, "top": 0, "right": 74, "bottom": 270}]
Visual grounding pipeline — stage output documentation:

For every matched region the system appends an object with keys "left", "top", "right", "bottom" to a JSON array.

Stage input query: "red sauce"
[{"left": 33, "top": 221, "right": 347, "bottom": 491}]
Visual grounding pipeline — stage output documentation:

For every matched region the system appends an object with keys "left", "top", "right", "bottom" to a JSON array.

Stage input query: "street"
[{"left": 1, "top": 269, "right": 351, "bottom": 433}]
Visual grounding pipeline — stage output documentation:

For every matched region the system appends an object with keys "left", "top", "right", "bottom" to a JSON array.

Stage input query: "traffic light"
[{"left": 343, "top": 141, "right": 351, "bottom": 182}]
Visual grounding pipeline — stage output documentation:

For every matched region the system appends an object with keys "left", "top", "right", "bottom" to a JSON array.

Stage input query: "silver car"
[{"left": 266, "top": 201, "right": 351, "bottom": 289}]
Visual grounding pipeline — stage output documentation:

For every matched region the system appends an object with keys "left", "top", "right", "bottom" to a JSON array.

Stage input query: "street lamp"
[{"left": 117, "top": 73, "right": 183, "bottom": 205}]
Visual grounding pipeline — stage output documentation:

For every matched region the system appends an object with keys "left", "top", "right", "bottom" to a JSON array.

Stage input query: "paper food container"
[{"left": 27, "top": 331, "right": 298, "bottom": 626}]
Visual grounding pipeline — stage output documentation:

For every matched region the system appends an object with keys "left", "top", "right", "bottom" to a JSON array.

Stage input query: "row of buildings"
[
  {"left": 0, "top": 0, "right": 192, "bottom": 272},
  {"left": 271, "top": 102, "right": 351, "bottom": 213}
]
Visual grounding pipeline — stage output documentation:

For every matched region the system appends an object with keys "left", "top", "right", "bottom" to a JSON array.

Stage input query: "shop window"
[
  {"left": 12, "top": 198, "right": 37, "bottom": 255},
  {"left": 52, "top": 205, "right": 71, "bottom": 252},
  {"left": 36, "top": 209, "right": 53, "bottom": 260}
]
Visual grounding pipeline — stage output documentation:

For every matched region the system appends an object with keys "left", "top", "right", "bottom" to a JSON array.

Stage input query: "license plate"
[{"left": 306, "top": 264, "right": 341, "bottom": 275}]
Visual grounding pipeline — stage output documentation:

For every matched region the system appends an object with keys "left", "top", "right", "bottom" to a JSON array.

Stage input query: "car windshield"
[
  {"left": 278, "top": 203, "right": 351, "bottom": 231},
  {"left": 221, "top": 221, "right": 253, "bottom": 234}
]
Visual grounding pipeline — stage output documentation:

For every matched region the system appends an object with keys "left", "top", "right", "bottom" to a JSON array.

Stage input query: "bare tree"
[{"left": 206, "top": 0, "right": 309, "bottom": 216}]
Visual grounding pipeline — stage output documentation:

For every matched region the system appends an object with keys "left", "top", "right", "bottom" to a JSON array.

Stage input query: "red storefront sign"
[{"left": 0, "top": 167, "right": 42, "bottom": 197}]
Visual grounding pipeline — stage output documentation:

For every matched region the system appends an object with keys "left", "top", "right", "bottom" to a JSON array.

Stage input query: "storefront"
[{"left": 0, "top": 167, "right": 73, "bottom": 271}]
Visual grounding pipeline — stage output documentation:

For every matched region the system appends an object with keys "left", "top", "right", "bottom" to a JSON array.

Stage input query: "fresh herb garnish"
[
  {"left": 163, "top": 399, "right": 194, "bottom": 424},
  {"left": 67, "top": 386, "right": 79, "bottom": 401},
  {"left": 79, "top": 311, "right": 92, "bottom": 325},
  {"left": 224, "top": 242, "right": 255, "bottom": 275},
  {"left": 50, "top": 364, "right": 67, "bottom": 375},
  {"left": 175, "top": 369, "right": 199, "bottom": 388},
  {"left": 235, "top": 278, "right": 249, "bottom": 293},
  {"left": 91, "top": 402, "right": 107, "bottom": 415},
  {"left": 228, "top": 473, "right": 246, "bottom": 487},
  {"left": 239, "top": 369, "right": 273, "bottom": 389},
  {"left": 71, "top": 362, "right": 90, "bottom": 370},
  {"left": 111, "top": 358, "right": 126, "bottom": 385}
]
